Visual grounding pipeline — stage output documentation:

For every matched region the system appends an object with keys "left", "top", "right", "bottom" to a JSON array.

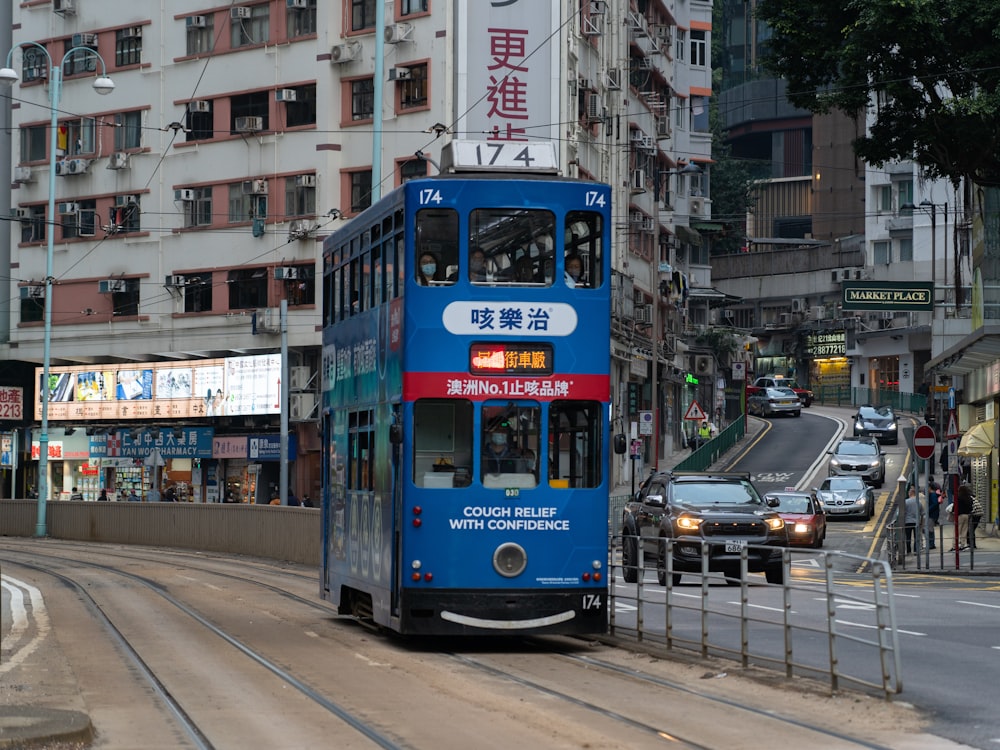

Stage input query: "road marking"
[
  {"left": 958, "top": 600, "right": 1000, "bottom": 609},
  {"left": 0, "top": 575, "right": 49, "bottom": 676},
  {"left": 727, "top": 602, "right": 791, "bottom": 613},
  {"left": 838, "top": 619, "right": 926, "bottom": 636}
]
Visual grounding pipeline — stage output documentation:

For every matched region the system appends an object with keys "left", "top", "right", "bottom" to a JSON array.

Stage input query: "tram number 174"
[{"left": 582, "top": 593, "right": 603, "bottom": 611}]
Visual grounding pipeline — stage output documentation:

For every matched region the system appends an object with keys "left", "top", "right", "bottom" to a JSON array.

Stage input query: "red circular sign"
[{"left": 913, "top": 424, "right": 936, "bottom": 460}]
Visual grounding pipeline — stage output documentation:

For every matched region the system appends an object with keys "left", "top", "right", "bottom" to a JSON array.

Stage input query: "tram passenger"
[
  {"left": 469, "top": 247, "right": 489, "bottom": 282},
  {"left": 417, "top": 251, "right": 441, "bottom": 285},
  {"left": 565, "top": 253, "right": 586, "bottom": 288},
  {"left": 482, "top": 431, "right": 522, "bottom": 474},
  {"left": 513, "top": 256, "right": 536, "bottom": 283}
]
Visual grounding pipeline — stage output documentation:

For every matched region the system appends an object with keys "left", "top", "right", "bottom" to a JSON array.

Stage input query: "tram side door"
[{"left": 390, "top": 403, "right": 403, "bottom": 617}]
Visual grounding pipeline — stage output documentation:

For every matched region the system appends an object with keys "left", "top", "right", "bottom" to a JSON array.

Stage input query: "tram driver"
[{"left": 482, "top": 430, "right": 522, "bottom": 474}]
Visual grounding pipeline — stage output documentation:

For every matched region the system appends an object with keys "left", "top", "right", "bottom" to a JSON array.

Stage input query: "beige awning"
[{"left": 958, "top": 420, "right": 995, "bottom": 457}]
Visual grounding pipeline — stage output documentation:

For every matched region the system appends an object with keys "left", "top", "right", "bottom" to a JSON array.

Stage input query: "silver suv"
[{"left": 827, "top": 437, "right": 886, "bottom": 488}]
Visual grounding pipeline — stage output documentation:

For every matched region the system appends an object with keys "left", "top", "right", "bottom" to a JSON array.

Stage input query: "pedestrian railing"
[
  {"left": 673, "top": 416, "right": 746, "bottom": 472},
  {"left": 812, "top": 386, "right": 927, "bottom": 415},
  {"left": 607, "top": 536, "right": 902, "bottom": 698}
]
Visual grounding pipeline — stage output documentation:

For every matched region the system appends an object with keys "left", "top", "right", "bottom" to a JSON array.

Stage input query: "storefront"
[{"left": 212, "top": 434, "right": 298, "bottom": 504}]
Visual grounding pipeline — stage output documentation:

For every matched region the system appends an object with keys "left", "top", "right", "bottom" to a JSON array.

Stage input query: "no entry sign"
[{"left": 913, "top": 424, "right": 936, "bottom": 460}]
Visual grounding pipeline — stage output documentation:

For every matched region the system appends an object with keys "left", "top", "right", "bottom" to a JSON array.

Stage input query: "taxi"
[{"left": 765, "top": 489, "right": 826, "bottom": 548}]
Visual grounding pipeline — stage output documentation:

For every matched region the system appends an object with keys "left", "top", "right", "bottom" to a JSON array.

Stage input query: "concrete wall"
[{"left": 0, "top": 501, "right": 321, "bottom": 566}]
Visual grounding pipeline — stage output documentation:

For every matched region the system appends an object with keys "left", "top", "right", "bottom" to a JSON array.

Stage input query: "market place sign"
[{"left": 841, "top": 281, "right": 933, "bottom": 312}]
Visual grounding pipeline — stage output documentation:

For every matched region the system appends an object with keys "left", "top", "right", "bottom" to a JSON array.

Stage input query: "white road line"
[
  {"left": 0, "top": 575, "right": 49, "bottom": 675},
  {"left": 958, "top": 600, "right": 1000, "bottom": 609},
  {"left": 838, "top": 619, "right": 925, "bottom": 636}
]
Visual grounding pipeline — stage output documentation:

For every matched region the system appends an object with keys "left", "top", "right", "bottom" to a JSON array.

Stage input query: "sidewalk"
[{"left": 612, "top": 410, "right": 1000, "bottom": 576}]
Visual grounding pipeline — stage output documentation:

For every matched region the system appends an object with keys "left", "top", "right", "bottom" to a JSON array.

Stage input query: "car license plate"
[{"left": 725, "top": 540, "right": 746, "bottom": 553}]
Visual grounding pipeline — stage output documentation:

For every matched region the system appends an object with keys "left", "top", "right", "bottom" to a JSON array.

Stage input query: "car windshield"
[
  {"left": 673, "top": 481, "right": 762, "bottom": 506},
  {"left": 858, "top": 406, "right": 893, "bottom": 419},
  {"left": 774, "top": 495, "right": 811, "bottom": 513},
  {"left": 771, "top": 387, "right": 796, "bottom": 397},
  {"left": 822, "top": 477, "right": 865, "bottom": 491},
  {"left": 836, "top": 441, "right": 877, "bottom": 456}
]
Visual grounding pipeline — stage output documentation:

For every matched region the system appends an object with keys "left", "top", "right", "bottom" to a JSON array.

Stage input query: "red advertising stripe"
[{"left": 403, "top": 372, "right": 609, "bottom": 402}]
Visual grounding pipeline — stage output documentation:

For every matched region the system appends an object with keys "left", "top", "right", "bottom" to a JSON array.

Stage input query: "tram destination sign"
[{"left": 841, "top": 281, "right": 933, "bottom": 312}]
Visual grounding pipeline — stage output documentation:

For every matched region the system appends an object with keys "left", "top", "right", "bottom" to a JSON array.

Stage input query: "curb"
[{"left": 0, "top": 707, "right": 93, "bottom": 749}]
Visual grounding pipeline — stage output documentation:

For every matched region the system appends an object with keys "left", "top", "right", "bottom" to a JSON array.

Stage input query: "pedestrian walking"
[
  {"left": 926, "top": 481, "right": 940, "bottom": 549},
  {"left": 951, "top": 484, "right": 974, "bottom": 551},
  {"left": 969, "top": 489, "right": 984, "bottom": 549}
]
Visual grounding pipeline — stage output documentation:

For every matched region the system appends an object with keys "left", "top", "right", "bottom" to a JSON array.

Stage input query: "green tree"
[{"left": 755, "top": 0, "right": 1000, "bottom": 186}]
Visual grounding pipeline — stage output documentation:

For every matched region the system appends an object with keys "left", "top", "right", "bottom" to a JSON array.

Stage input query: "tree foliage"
[{"left": 755, "top": 0, "right": 1000, "bottom": 186}]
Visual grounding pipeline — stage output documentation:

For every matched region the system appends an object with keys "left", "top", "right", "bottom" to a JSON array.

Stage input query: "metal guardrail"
[
  {"left": 813, "top": 386, "right": 927, "bottom": 415},
  {"left": 608, "top": 536, "right": 902, "bottom": 698},
  {"left": 673, "top": 416, "right": 746, "bottom": 472}
]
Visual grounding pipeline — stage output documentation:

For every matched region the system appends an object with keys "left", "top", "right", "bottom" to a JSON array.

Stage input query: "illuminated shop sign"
[
  {"left": 806, "top": 331, "right": 846, "bottom": 357},
  {"left": 469, "top": 343, "right": 553, "bottom": 376},
  {"left": 35, "top": 354, "right": 282, "bottom": 421},
  {"left": 841, "top": 282, "right": 933, "bottom": 312}
]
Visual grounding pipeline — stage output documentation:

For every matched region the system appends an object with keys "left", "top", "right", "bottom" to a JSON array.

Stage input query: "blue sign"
[
  {"left": 89, "top": 427, "right": 214, "bottom": 459},
  {"left": 247, "top": 434, "right": 297, "bottom": 461},
  {"left": 948, "top": 387, "right": 955, "bottom": 410}
]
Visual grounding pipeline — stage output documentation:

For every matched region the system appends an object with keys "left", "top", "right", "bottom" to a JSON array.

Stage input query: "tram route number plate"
[{"left": 724, "top": 540, "right": 746, "bottom": 553}]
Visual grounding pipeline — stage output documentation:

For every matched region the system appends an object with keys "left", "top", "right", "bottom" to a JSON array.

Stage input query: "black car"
[
  {"left": 853, "top": 405, "right": 899, "bottom": 444},
  {"left": 621, "top": 471, "right": 788, "bottom": 586}
]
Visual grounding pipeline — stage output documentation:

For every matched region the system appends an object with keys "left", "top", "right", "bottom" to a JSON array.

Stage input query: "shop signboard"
[
  {"left": 89, "top": 427, "right": 214, "bottom": 459},
  {"left": 35, "top": 354, "right": 282, "bottom": 421}
]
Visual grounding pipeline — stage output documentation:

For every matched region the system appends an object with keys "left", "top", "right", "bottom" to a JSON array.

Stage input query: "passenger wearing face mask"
[
  {"left": 482, "top": 430, "right": 521, "bottom": 474},
  {"left": 519, "top": 448, "right": 537, "bottom": 475},
  {"left": 564, "top": 252, "right": 586, "bottom": 288},
  {"left": 417, "top": 251, "right": 440, "bottom": 285}
]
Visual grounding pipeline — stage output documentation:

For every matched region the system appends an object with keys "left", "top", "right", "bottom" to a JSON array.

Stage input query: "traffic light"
[{"left": 627, "top": 383, "right": 639, "bottom": 416}]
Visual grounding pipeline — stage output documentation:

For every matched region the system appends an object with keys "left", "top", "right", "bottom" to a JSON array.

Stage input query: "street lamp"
[
  {"left": 901, "top": 200, "right": 947, "bottom": 314},
  {"left": 0, "top": 43, "right": 114, "bottom": 536}
]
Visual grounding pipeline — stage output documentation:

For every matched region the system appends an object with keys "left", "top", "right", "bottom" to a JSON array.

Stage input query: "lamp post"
[
  {"left": 0, "top": 44, "right": 114, "bottom": 536},
  {"left": 902, "top": 200, "right": 946, "bottom": 314},
  {"left": 651, "top": 162, "right": 703, "bottom": 466}
]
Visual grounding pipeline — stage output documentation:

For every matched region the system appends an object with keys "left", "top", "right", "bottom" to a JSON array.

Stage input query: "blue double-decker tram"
[{"left": 319, "top": 141, "right": 613, "bottom": 635}]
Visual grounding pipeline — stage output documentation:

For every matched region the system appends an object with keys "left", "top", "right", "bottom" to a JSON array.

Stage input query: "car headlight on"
[
  {"left": 869, "top": 459, "right": 880, "bottom": 468},
  {"left": 830, "top": 458, "right": 841, "bottom": 468},
  {"left": 855, "top": 497, "right": 867, "bottom": 506},
  {"left": 793, "top": 522, "right": 810, "bottom": 534},
  {"left": 765, "top": 516, "right": 785, "bottom": 531},
  {"left": 888, "top": 423, "right": 898, "bottom": 431},
  {"left": 676, "top": 515, "right": 703, "bottom": 531},
  {"left": 855, "top": 421, "right": 863, "bottom": 430}
]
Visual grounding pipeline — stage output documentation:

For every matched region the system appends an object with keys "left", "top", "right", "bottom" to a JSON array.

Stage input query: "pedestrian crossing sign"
[{"left": 684, "top": 400, "right": 706, "bottom": 421}]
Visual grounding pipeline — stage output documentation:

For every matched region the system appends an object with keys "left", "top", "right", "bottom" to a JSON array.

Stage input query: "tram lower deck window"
[{"left": 413, "top": 399, "right": 472, "bottom": 487}]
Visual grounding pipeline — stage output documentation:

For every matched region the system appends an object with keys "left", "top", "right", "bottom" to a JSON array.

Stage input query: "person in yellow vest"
[{"left": 698, "top": 420, "right": 712, "bottom": 441}]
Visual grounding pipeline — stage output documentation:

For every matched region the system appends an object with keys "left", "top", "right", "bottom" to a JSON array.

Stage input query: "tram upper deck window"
[
  {"left": 564, "top": 212, "right": 603, "bottom": 289},
  {"left": 548, "top": 401, "right": 602, "bottom": 488},
  {"left": 413, "top": 399, "right": 473, "bottom": 488},
  {"left": 481, "top": 403, "right": 540, "bottom": 489},
  {"left": 415, "top": 208, "right": 458, "bottom": 286},
  {"left": 469, "top": 209, "right": 555, "bottom": 285}
]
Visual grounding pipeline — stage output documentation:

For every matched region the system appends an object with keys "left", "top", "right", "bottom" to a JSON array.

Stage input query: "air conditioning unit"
[
  {"left": 585, "top": 92, "right": 603, "bottom": 122},
  {"left": 68, "top": 159, "right": 89, "bottom": 175},
  {"left": 289, "top": 366, "right": 311, "bottom": 391},
  {"left": 21, "top": 286, "right": 45, "bottom": 299},
  {"left": 72, "top": 33, "right": 98, "bottom": 47},
  {"left": 164, "top": 275, "right": 186, "bottom": 288},
  {"left": 287, "top": 220, "right": 310, "bottom": 240},
  {"left": 188, "top": 100, "right": 211, "bottom": 113},
  {"left": 791, "top": 297, "right": 806, "bottom": 313},
  {"left": 295, "top": 174, "right": 316, "bottom": 188},
  {"left": 810, "top": 306, "right": 827, "bottom": 321},
  {"left": 722, "top": 309, "right": 734, "bottom": 320},
  {"left": 235, "top": 116, "right": 264, "bottom": 133},
  {"left": 778, "top": 312, "right": 793, "bottom": 325},
  {"left": 689, "top": 198, "right": 704, "bottom": 216},
  {"left": 186, "top": 15, "right": 206, "bottom": 28},
  {"left": 55, "top": 161, "right": 71, "bottom": 176},
  {"left": 120, "top": 27, "right": 142, "bottom": 38},
  {"left": 57, "top": 202, "right": 79, "bottom": 215},
  {"left": 287, "top": 0, "right": 308, "bottom": 7},
  {"left": 633, "top": 305, "right": 651, "bottom": 324},
  {"left": 330, "top": 43, "right": 360, "bottom": 63},
  {"left": 630, "top": 169, "right": 646, "bottom": 193},
  {"left": 274, "top": 267, "right": 298, "bottom": 280},
  {"left": 388, "top": 67, "right": 410, "bottom": 81},
  {"left": 630, "top": 129, "right": 644, "bottom": 144},
  {"left": 693, "top": 355, "right": 713, "bottom": 375},
  {"left": 115, "top": 194, "right": 138, "bottom": 206},
  {"left": 289, "top": 393, "right": 316, "bottom": 421},
  {"left": 656, "top": 117, "right": 671, "bottom": 138},
  {"left": 108, "top": 152, "right": 129, "bottom": 170},
  {"left": 629, "top": 211, "right": 645, "bottom": 227},
  {"left": 275, "top": 88, "right": 297, "bottom": 102},
  {"left": 14, "top": 167, "right": 33, "bottom": 182},
  {"left": 53, "top": 0, "right": 76, "bottom": 15},
  {"left": 254, "top": 307, "right": 280, "bottom": 333},
  {"left": 174, "top": 189, "right": 195, "bottom": 202},
  {"left": 384, "top": 23, "right": 413, "bottom": 44},
  {"left": 99, "top": 279, "right": 127, "bottom": 294},
  {"left": 231, "top": 7, "right": 251, "bottom": 19},
  {"left": 12, "top": 208, "right": 29, "bottom": 221},
  {"left": 604, "top": 68, "right": 621, "bottom": 90},
  {"left": 242, "top": 179, "right": 268, "bottom": 195}
]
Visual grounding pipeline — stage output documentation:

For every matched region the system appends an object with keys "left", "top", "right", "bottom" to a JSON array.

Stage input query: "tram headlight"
[{"left": 493, "top": 543, "right": 527, "bottom": 578}]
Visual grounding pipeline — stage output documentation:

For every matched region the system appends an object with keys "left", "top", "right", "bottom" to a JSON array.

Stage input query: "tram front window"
[
  {"left": 412, "top": 399, "right": 472, "bottom": 487},
  {"left": 481, "top": 403, "right": 540, "bottom": 488},
  {"left": 548, "top": 401, "right": 601, "bottom": 488}
]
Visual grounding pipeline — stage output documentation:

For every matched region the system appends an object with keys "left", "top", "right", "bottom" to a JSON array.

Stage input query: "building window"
[
  {"left": 352, "top": 0, "right": 376, "bottom": 31},
  {"left": 187, "top": 16, "right": 215, "bottom": 56},
  {"left": 895, "top": 179, "right": 913, "bottom": 211},
  {"left": 690, "top": 30, "right": 707, "bottom": 67},
  {"left": 350, "top": 170, "right": 373, "bottom": 213},
  {"left": 400, "top": 158, "right": 427, "bottom": 183},
  {"left": 21, "top": 45, "right": 48, "bottom": 83},
  {"left": 284, "top": 177, "right": 317, "bottom": 217},
  {"left": 690, "top": 96, "right": 709, "bottom": 133},
  {"left": 400, "top": 0, "right": 427, "bottom": 14},
  {"left": 108, "top": 197, "right": 141, "bottom": 234},
  {"left": 287, "top": 0, "right": 317, "bottom": 36},
  {"left": 184, "top": 187, "right": 213, "bottom": 228},
  {"left": 186, "top": 102, "right": 213, "bottom": 142},
  {"left": 183, "top": 272, "right": 213, "bottom": 313},
  {"left": 61, "top": 118, "right": 96, "bottom": 157},
  {"left": 351, "top": 78, "right": 375, "bottom": 121},
  {"left": 228, "top": 268, "right": 269, "bottom": 310},
  {"left": 397, "top": 63, "right": 428, "bottom": 110},
  {"left": 111, "top": 280, "right": 140, "bottom": 318},
  {"left": 114, "top": 111, "right": 143, "bottom": 151},
  {"left": 873, "top": 240, "right": 890, "bottom": 265},
  {"left": 61, "top": 200, "right": 97, "bottom": 241},
  {"left": 20, "top": 290, "right": 44, "bottom": 323},
  {"left": 62, "top": 37, "right": 97, "bottom": 76},
  {"left": 230, "top": 91, "right": 269, "bottom": 134},
  {"left": 674, "top": 29, "right": 686, "bottom": 62},
  {"left": 22, "top": 206, "right": 47, "bottom": 244},
  {"left": 898, "top": 237, "right": 913, "bottom": 262},
  {"left": 228, "top": 184, "right": 253, "bottom": 223},
  {"left": 20, "top": 126, "right": 47, "bottom": 162},
  {"left": 115, "top": 27, "right": 142, "bottom": 67},
  {"left": 281, "top": 84, "right": 317, "bottom": 127},
  {"left": 231, "top": 4, "right": 270, "bottom": 48},
  {"left": 284, "top": 265, "right": 316, "bottom": 306},
  {"left": 874, "top": 185, "right": 892, "bottom": 213}
]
